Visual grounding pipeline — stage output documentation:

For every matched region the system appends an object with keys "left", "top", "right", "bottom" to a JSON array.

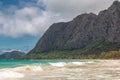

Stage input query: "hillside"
[
  {"left": 26, "top": 1, "right": 120, "bottom": 59},
  {"left": 0, "top": 51, "right": 25, "bottom": 59}
]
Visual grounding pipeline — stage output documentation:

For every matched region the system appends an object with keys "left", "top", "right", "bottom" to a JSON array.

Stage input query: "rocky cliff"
[{"left": 28, "top": 1, "right": 120, "bottom": 59}]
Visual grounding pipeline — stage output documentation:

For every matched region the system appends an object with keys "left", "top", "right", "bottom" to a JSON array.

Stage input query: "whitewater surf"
[{"left": 0, "top": 60, "right": 120, "bottom": 80}]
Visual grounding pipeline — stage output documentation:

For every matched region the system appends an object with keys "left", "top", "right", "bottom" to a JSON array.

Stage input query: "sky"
[{"left": 0, "top": 0, "right": 117, "bottom": 53}]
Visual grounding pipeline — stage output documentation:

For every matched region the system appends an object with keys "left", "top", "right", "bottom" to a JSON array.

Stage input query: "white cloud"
[
  {"left": 0, "top": 0, "right": 117, "bottom": 38},
  {"left": 41, "top": 0, "right": 115, "bottom": 19},
  {"left": 0, "top": 6, "right": 64, "bottom": 38}
]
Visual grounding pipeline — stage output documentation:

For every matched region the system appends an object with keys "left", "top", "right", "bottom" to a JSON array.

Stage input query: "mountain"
[
  {"left": 26, "top": 1, "right": 120, "bottom": 59},
  {"left": 0, "top": 51, "right": 26, "bottom": 59}
]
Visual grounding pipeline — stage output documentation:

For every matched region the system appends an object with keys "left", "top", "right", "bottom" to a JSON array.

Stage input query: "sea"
[{"left": 0, "top": 60, "right": 120, "bottom": 80}]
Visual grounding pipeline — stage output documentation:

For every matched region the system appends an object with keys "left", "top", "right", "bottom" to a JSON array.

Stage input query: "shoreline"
[{"left": 0, "top": 59, "right": 120, "bottom": 60}]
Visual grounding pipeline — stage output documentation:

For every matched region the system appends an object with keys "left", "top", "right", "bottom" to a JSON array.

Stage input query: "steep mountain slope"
[
  {"left": 27, "top": 1, "right": 120, "bottom": 59},
  {"left": 0, "top": 51, "right": 25, "bottom": 59}
]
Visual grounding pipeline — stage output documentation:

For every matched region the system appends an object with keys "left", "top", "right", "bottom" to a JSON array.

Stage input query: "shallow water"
[{"left": 0, "top": 60, "right": 120, "bottom": 80}]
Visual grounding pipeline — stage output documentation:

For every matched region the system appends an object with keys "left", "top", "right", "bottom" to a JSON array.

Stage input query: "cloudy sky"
[{"left": 0, "top": 0, "right": 117, "bottom": 53}]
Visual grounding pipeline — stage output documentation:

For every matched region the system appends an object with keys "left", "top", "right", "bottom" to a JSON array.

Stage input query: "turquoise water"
[{"left": 0, "top": 60, "right": 92, "bottom": 68}]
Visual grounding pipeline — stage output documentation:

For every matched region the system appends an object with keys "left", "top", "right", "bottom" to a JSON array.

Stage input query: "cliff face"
[{"left": 29, "top": 1, "right": 120, "bottom": 54}]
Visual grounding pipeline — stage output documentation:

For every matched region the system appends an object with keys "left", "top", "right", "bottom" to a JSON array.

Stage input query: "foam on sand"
[{"left": 0, "top": 70, "right": 24, "bottom": 79}]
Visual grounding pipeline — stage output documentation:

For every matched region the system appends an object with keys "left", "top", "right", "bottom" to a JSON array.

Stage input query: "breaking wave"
[
  {"left": 49, "top": 61, "right": 95, "bottom": 67},
  {"left": 49, "top": 62, "right": 66, "bottom": 67},
  {"left": 14, "top": 65, "right": 43, "bottom": 72},
  {"left": 0, "top": 60, "right": 96, "bottom": 80}
]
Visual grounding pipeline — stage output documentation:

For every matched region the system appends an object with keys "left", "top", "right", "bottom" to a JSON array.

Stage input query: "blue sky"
[
  {"left": 0, "top": 0, "right": 41, "bottom": 53},
  {"left": 0, "top": 35, "right": 39, "bottom": 53},
  {"left": 0, "top": 0, "right": 115, "bottom": 54}
]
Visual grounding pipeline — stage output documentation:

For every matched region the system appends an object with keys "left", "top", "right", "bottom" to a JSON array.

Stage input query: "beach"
[{"left": 0, "top": 60, "right": 120, "bottom": 80}]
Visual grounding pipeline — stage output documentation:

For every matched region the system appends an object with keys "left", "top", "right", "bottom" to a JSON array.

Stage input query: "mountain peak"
[
  {"left": 110, "top": 0, "right": 120, "bottom": 8},
  {"left": 107, "top": 0, "right": 120, "bottom": 13},
  {"left": 112, "top": 0, "right": 120, "bottom": 6}
]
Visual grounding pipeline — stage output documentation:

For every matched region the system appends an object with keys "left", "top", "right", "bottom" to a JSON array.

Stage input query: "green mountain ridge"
[{"left": 0, "top": 51, "right": 26, "bottom": 59}]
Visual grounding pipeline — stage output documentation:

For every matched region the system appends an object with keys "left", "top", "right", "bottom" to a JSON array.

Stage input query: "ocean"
[{"left": 0, "top": 60, "right": 120, "bottom": 80}]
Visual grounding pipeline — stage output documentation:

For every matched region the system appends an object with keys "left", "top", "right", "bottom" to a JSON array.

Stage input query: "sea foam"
[
  {"left": 72, "top": 62, "right": 85, "bottom": 65},
  {"left": 14, "top": 65, "right": 43, "bottom": 72},
  {"left": 49, "top": 62, "right": 66, "bottom": 67},
  {"left": 0, "top": 70, "right": 24, "bottom": 79}
]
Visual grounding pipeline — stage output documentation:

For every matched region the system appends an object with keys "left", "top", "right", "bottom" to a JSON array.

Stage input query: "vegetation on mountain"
[{"left": 0, "top": 51, "right": 25, "bottom": 59}]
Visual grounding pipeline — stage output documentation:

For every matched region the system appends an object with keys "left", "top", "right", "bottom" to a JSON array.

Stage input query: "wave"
[
  {"left": 49, "top": 61, "right": 95, "bottom": 67},
  {"left": 0, "top": 60, "right": 96, "bottom": 80},
  {"left": 72, "top": 62, "right": 85, "bottom": 65},
  {"left": 0, "top": 60, "right": 119, "bottom": 80},
  {"left": 49, "top": 62, "right": 66, "bottom": 67},
  {"left": 14, "top": 65, "right": 43, "bottom": 72},
  {"left": 0, "top": 65, "right": 43, "bottom": 79}
]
